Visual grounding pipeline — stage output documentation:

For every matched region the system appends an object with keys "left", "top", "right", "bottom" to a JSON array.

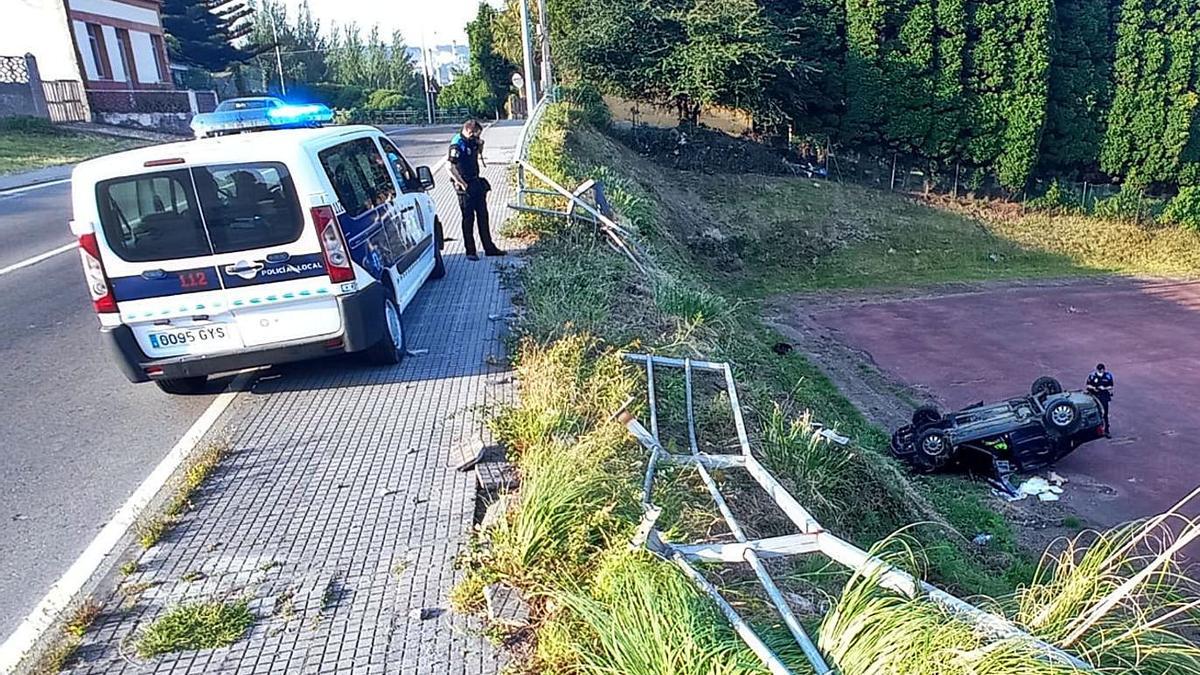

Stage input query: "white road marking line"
[
  {"left": 0, "top": 371, "right": 254, "bottom": 674},
  {"left": 0, "top": 243, "right": 77, "bottom": 278},
  {"left": 0, "top": 178, "right": 71, "bottom": 199}
]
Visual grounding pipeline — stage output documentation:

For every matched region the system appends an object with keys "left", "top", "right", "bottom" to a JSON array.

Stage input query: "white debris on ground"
[{"left": 1016, "top": 476, "right": 1066, "bottom": 501}]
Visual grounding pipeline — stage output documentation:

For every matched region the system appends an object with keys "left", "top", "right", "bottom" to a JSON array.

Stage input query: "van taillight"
[
  {"left": 311, "top": 205, "right": 354, "bottom": 284},
  {"left": 78, "top": 232, "right": 117, "bottom": 313}
]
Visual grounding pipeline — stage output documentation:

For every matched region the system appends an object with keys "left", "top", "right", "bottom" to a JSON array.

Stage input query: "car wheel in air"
[
  {"left": 155, "top": 376, "right": 208, "bottom": 395},
  {"left": 1044, "top": 399, "right": 1080, "bottom": 433},
  {"left": 915, "top": 429, "right": 953, "bottom": 471},
  {"left": 912, "top": 404, "right": 942, "bottom": 428},
  {"left": 1031, "top": 376, "right": 1063, "bottom": 398},
  {"left": 366, "top": 294, "right": 405, "bottom": 365}
]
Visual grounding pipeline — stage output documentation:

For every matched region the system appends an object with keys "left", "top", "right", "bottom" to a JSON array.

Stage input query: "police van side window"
[
  {"left": 97, "top": 170, "right": 210, "bottom": 262},
  {"left": 377, "top": 137, "right": 421, "bottom": 193},
  {"left": 318, "top": 138, "right": 396, "bottom": 218}
]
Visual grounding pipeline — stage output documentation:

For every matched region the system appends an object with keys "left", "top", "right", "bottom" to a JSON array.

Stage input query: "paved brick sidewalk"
[{"left": 66, "top": 125, "right": 522, "bottom": 674}]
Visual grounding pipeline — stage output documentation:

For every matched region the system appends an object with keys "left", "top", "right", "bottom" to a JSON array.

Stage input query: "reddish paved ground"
[{"left": 809, "top": 279, "right": 1200, "bottom": 527}]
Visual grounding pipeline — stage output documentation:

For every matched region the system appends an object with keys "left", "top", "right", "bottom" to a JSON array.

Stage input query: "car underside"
[{"left": 890, "top": 376, "right": 1106, "bottom": 483}]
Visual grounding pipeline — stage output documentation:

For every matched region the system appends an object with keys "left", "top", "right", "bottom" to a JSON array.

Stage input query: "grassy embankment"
[
  {"left": 453, "top": 100, "right": 1200, "bottom": 673},
  {"left": 0, "top": 117, "right": 147, "bottom": 175}
]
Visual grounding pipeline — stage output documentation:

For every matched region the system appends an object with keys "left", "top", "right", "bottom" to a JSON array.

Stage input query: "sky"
[{"left": 278, "top": 0, "right": 504, "bottom": 46}]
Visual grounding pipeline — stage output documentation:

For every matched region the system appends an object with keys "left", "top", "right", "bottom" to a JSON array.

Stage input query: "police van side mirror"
[{"left": 416, "top": 166, "right": 435, "bottom": 191}]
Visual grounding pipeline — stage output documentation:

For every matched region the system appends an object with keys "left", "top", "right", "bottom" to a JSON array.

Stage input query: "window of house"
[
  {"left": 150, "top": 34, "right": 166, "bottom": 82},
  {"left": 85, "top": 24, "right": 112, "bottom": 80},
  {"left": 114, "top": 29, "right": 135, "bottom": 83}
]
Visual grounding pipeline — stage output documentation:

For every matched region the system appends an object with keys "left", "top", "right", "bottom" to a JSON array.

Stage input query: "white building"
[
  {"left": 5, "top": 0, "right": 87, "bottom": 81},
  {"left": 67, "top": 0, "right": 173, "bottom": 91}
]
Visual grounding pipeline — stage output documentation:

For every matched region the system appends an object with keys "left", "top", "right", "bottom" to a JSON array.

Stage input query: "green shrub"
[
  {"left": 1026, "top": 179, "right": 1074, "bottom": 214},
  {"left": 1093, "top": 186, "right": 1146, "bottom": 221},
  {"left": 364, "top": 89, "right": 417, "bottom": 111},
  {"left": 1159, "top": 186, "right": 1200, "bottom": 230},
  {"left": 560, "top": 81, "right": 611, "bottom": 127},
  {"left": 0, "top": 116, "right": 58, "bottom": 134},
  {"left": 297, "top": 82, "right": 368, "bottom": 109}
]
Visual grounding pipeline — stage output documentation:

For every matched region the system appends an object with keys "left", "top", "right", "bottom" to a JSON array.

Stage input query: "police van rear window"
[{"left": 96, "top": 162, "right": 303, "bottom": 263}]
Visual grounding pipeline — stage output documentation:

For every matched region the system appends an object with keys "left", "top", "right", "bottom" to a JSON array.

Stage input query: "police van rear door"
[
  {"left": 94, "top": 161, "right": 333, "bottom": 359},
  {"left": 197, "top": 162, "right": 341, "bottom": 348}
]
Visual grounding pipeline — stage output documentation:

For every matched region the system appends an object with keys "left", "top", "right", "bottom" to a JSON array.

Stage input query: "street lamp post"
[
  {"left": 518, "top": 0, "right": 537, "bottom": 109},
  {"left": 269, "top": 9, "right": 286, "bottom": 97},
  {"left": 420, "top": 32, "right": 434, "bottom": 124},
  {"left": 536, "top": 0, "right": 552, "bottom": 99}
]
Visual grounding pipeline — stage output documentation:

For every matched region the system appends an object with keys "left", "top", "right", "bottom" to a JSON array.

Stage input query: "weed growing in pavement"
[
  {"left": 119, "top": 560, "right": 139, "bottom": 576},
  {"left": 135, "top": 600, "right": 254, "bottom": 658},
  {"left": 26, "top": 598, "right": 102, "bottom": 675},
  {"left": 136, "top": 440, "right": 230, "bottom": 549}
]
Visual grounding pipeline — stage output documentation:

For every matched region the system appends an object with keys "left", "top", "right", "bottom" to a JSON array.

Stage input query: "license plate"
[{"left": 148, "top": 326, "right": 232, "bottom": 350}]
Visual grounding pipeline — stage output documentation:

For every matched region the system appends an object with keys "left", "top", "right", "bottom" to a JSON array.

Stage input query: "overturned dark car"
[{"left": 890, "top": 376, "right": 1106, "bottom": 474}]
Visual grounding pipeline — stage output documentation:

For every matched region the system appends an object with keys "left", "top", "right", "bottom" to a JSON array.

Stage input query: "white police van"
[{"left": 70, "top": 102, "right": 446, "bottom": 394}]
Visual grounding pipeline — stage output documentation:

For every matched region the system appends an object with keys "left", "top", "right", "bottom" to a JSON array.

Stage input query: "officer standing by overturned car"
[
  {"left": 1086, "top": 363, "right": 1114, "bottom": 438},
  {"left": 448, "top": 119, "right": 505, "bottom": 261}
]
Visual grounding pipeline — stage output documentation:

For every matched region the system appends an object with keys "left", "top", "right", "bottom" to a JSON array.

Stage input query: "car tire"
[
  {"left": 1031, "top": 376, "right": 1063, "bottom": 398},
  {"left": 915, "top": 429, "right": 954, "bottom": 471},
  {"left": 430, "top": 222, "right": 446, "bottom": 280},
  {"left": 1044, "top": 399, "right": 1080, "bottom": 434},
  {"left": 155, "top": 376, "right": 207, "bottom": 395},
  {"left": 366, "top": 293, "right": 405, "bottom": 365},
  {"left": 912, "top": 405, "right": 942, "bottom": 428}
]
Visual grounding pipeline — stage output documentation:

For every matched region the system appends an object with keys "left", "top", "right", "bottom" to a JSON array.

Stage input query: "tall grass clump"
[
  {"left": 819, "top": 511, "right": 1200, "bottom": 673},
  {"left": 543, "top": 549, "right": 814, "bottom": 674}
]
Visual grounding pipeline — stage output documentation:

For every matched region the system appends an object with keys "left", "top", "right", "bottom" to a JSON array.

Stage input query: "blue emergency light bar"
[{"left": 190, "top": 102, "right": 334, "bottom": 138}]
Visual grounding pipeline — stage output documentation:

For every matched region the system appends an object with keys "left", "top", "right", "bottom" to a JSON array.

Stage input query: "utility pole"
[
  {"left": 536, "top": 0, "right": 552, "bottom": 100},
  {"left": 518, "top": 0, "right": 537, "bottom": 109},
  {"left": 420, "top": 33, "right": 434, "bottom": 124},
  {"left": 269, "top": 9, "right": 286, "bottom": 96}
]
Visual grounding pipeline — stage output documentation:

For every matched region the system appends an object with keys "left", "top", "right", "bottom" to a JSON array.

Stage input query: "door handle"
[{"left": 224, "top": 261, "right": 264, "bottom": 275}]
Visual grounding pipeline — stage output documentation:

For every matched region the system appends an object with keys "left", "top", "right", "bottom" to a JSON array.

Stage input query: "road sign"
[{"left": 512, "top": 73, "right": 525, "bottom": 91}]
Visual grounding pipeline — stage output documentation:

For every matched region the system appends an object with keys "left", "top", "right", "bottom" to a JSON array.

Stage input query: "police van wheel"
[
  {"left": 430, "top": 241, "right": 446, "bottom": 280},
  {"left": 155, "top": 376, "right": 207, "bottom": 395},
  {"left": 366, "top": 295, "right": 405, "bottom": 365}
]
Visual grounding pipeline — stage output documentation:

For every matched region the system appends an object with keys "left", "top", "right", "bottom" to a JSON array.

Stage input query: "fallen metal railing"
[{"left": 615, "top": 353, "right": 1093, "bottom": 674}]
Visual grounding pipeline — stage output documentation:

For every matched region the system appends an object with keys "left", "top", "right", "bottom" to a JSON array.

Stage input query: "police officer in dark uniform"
[
  {"left": 448, "top": 120, "right": 505, "bottom": 261},
  {"left": 1086, "top": 363, "right": 1114, "bottom": 438}
]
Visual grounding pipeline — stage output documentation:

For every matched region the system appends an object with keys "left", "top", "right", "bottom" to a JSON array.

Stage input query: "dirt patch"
[
  {"left": 608, "top": 124, "right": 808, "bottom": 177},
  {"left": 766, "top": 277, "right": 1200, "bottom": 551}
]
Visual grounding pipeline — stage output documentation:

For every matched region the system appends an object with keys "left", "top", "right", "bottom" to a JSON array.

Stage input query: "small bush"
[
  {"left": 364, "top": 89, "right": 418, "bottom": 111},
  {"left": 0, "top": 116, "right": 58, "bottom": 134},
  {"left": 1160, "top": 186, "right": 1200, "bottom": 230},
  {"left": 136, "top": 601, "right": 254, "bottom": 658},
  {"left": 1027, "top": 180, "right": 1075, "bottom": 214}
]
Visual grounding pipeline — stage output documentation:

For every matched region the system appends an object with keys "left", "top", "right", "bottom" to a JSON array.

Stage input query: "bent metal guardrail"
[{"left": 614, "top": 353, "right": 1093, "bottom": 675}]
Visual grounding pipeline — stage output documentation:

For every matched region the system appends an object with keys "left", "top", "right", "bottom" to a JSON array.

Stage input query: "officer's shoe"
[
  {"left": 485, "top": 248, "right": 507, "bottom": 257},
  {"left": 467, "top": 253, "right": 481, "bottom": 261}
]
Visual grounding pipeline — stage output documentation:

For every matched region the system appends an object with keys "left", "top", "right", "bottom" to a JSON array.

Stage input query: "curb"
[
  {"left": 0, "top": 373, "right": 253, "bottom": 675},
  {"left": 0, "top": 166, "right": 74, "bottom": 194}
]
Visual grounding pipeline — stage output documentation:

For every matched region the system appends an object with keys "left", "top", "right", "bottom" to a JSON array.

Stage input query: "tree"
[
  {"left": 962, "top": 0, "right": 1053, "bottom": 189},
  {"left": 162, "top": 0, "right": 255, "bottom": 72},
  {"left": 438, "top": 70, "right": 494, "bottom": 115},
  {"left": 1101, "top": 0, "right": 1200, "bottom": 187},
  {"left": 466, "top": 3, "right": 517, "bottom": 117},
  {"left": 1039, "top": 0, "right": 1115, "bottom": 175}
]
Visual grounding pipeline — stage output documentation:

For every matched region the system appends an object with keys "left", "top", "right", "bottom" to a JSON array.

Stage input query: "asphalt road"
[
  {"left": 0, "top": 124, "right": 461, "bottom": 639},
  {"left": 806, "top": 278, "right": 1200, "bottom": 528}
]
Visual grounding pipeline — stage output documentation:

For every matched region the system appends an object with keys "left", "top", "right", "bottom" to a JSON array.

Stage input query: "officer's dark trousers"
[
  {"left": 457, "top": 181, "right": 496, "bottom": 256},
  {"left": 1098, "top": 396, "right": 1111, "bottom": 432}
]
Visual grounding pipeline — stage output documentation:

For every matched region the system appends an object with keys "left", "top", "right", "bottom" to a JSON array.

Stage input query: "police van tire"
[
  {"left": 366, "top": 295, "right": 405, "bottom": 365},
  {"left": 430, "top": 236, "right": 446, "bottom": 280},
  {"left": 155, "top": 376, "right": 207, "bottom": 395}
]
